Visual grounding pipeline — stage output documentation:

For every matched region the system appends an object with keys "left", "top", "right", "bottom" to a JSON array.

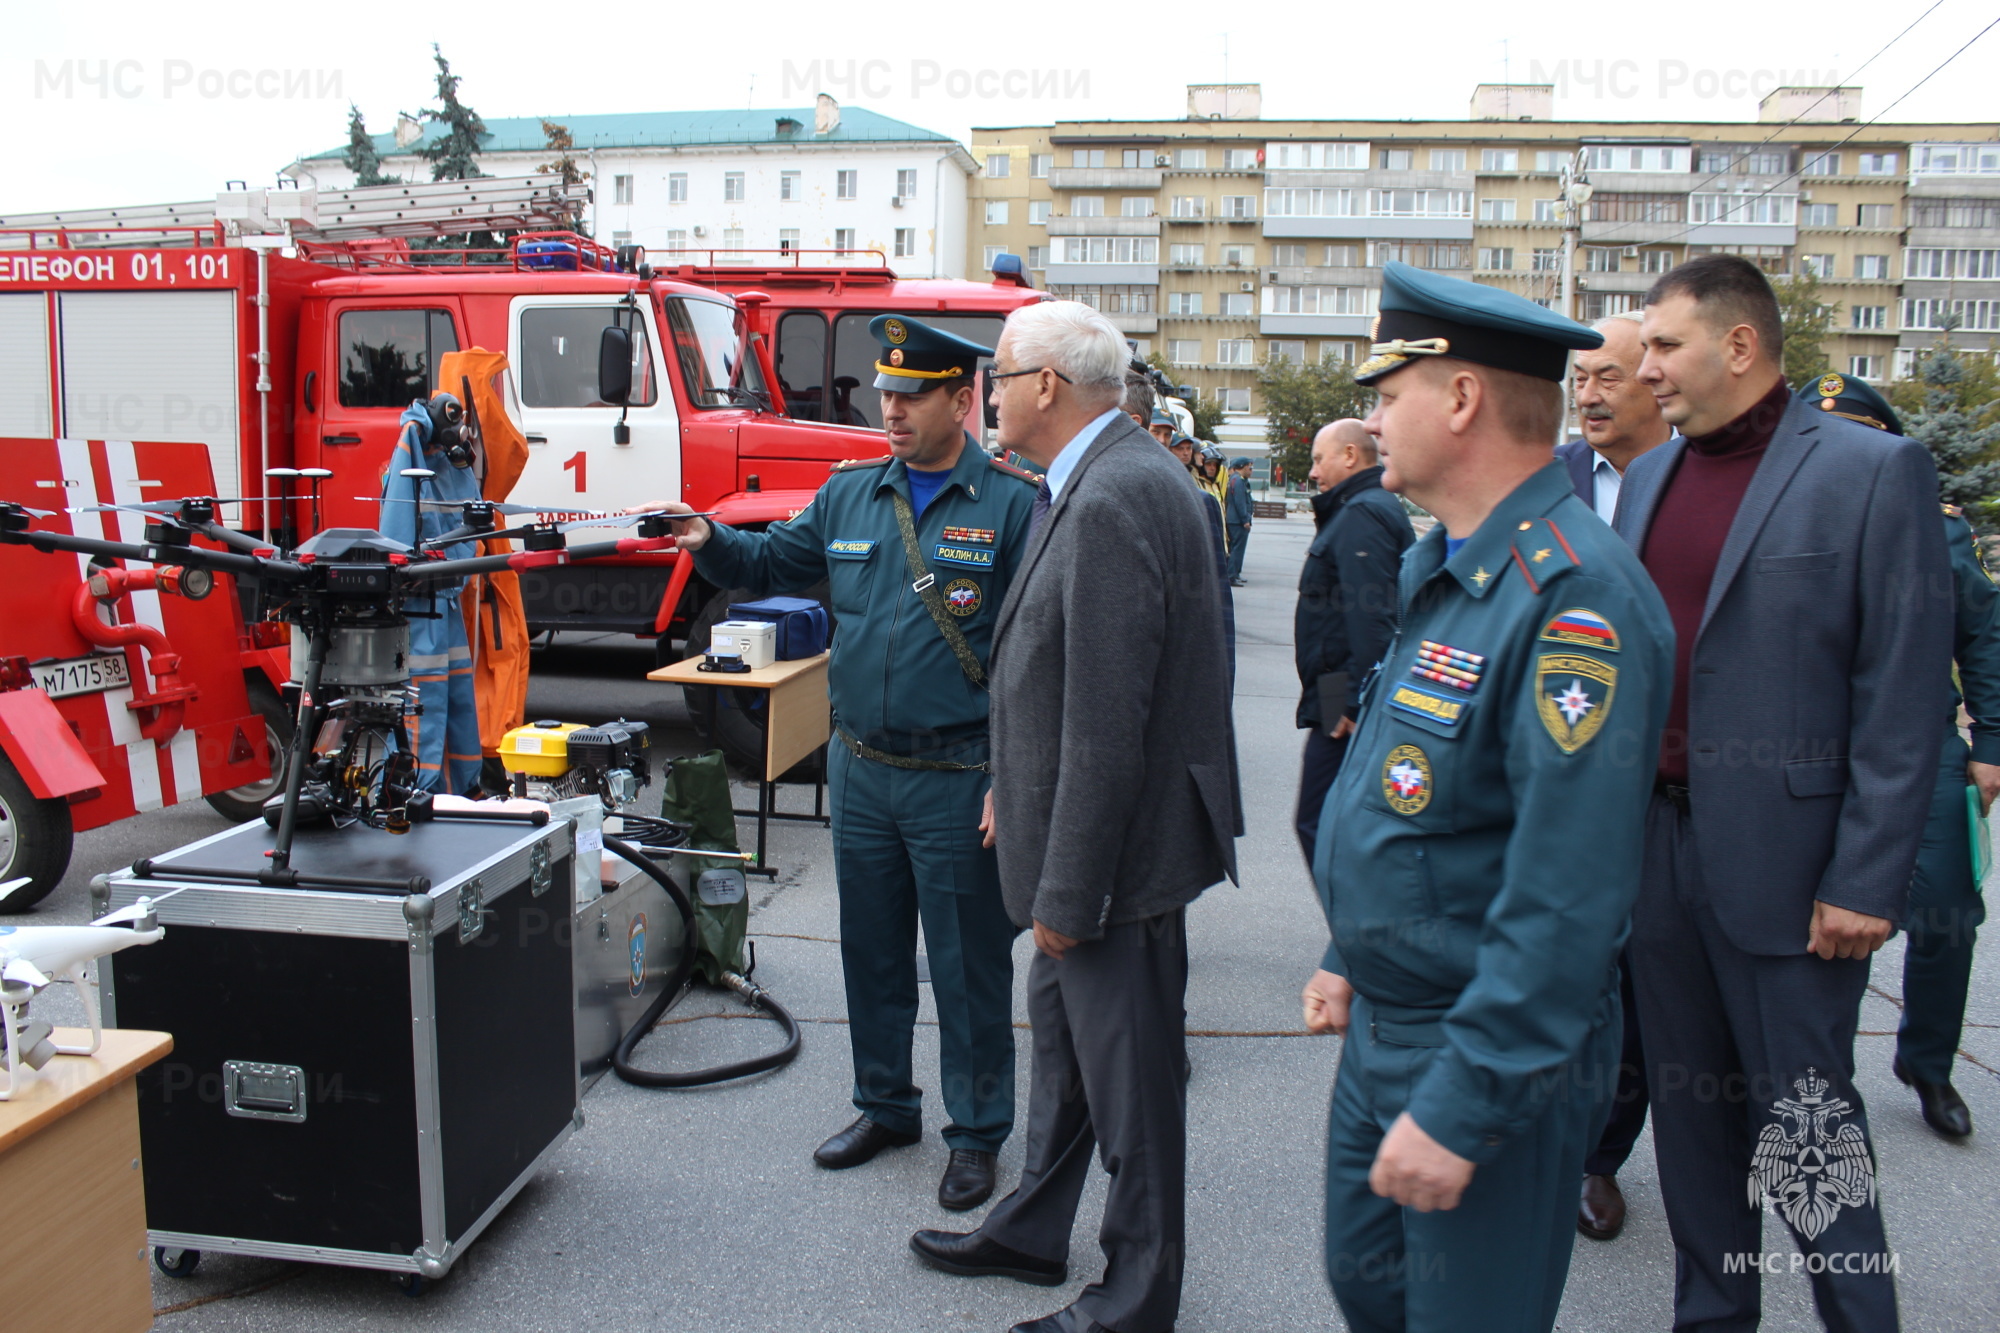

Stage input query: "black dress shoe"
[
  {"left": 813, "top": 1115, "right": 920, "bottom": 1169},
  {"left": 1894, "top": 1054, "right": 1973, "bottom": 1138},
  {"left": 938, "top": 1148, "right": 997, "bottom": 1210},
  {"left": 1011, "top": 1308, "right": 1170, "bottom": 1333},
  {"left": 1578, "top": 1173, "right": 1627, "bottom": 1241},
  {"left": 908, "top": 1229, "right": 1066, "bottom": 1286}
]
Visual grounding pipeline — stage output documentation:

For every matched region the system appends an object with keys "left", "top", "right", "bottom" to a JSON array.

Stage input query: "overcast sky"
[{"left": 5, "top": 0, "right": 1995, "bottom": 215}]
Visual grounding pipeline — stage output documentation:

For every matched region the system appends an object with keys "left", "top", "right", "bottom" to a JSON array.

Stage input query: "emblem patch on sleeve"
[
  {"left": 944, "top": 578, "right": 982, "bottom": 616},
  {"left": 1536, "top": 654, "right": 1618, "bottom": 753},
  {"left": 1381, "top": 744, "right": 1433, "bottom": 816},
  {"left": 1539, "top": 608, "right": 1620, "bottom": 652}
]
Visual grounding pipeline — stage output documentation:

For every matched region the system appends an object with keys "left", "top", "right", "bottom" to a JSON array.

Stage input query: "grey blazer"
[
  {"left": 989, "top": 413, "right": 1241, "bottom": 939},
  {"left": 1614, "top": 394, "right": 1953, "bottom": 953}
]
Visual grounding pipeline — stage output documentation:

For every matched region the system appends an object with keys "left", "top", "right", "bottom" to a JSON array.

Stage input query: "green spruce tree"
[
  {"left": 1772, "top": 269, "right": 1835, "bottom": 390},
  {"left": 417, "top": 45, "right": 486, "bottom": 182},
  {"left": 343, "top": 105, "right": 399, "bottom": 187},
  {"left": 1903, "top": 324, "right": 2000, "bottom": 528}
]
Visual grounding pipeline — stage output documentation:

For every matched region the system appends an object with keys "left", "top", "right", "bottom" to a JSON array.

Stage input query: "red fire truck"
[{"left": 0, "top": 177, "right": 1045, "bottom": 900}]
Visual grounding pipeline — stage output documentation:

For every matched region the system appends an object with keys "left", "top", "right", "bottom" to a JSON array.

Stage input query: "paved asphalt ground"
[{"left": 14, "top": 511, "right": 2000, "bottom": 1331}]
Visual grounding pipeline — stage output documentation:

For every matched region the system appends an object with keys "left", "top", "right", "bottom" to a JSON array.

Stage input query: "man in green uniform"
[
  {"left": 1804, "top": 373, "right": 1995, "bottom": 1140},
  {"left": 1301, "top": 263, "right": 1673, "bottom": 1333},
  {"left": 651, "top": 316, "right": 1039, "bottom": 1211}
]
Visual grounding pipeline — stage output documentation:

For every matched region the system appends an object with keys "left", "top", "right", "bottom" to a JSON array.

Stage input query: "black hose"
[{"left": 604, "top": 835, "right": 802, "bottom": 1088}]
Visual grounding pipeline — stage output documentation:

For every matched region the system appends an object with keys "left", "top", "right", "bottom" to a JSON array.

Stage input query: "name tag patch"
[
  {"left": 826, "top": 539, "right": 877, "bottom": 557},
  {"left": 933, "top": 543, "right": 995, "bottom": 568},
  {"left": 1388, "top": 683, "right": 1465, "bottom": 727}
]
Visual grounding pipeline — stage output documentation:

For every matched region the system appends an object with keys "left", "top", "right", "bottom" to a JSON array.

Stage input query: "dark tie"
[{"left": 1028, "top": 478, "right": 1052, "bottom": 540}]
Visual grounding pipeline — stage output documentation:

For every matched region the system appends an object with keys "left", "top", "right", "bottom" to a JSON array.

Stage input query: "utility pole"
[{"left": 1556, "top": 149, "right": 1593, "bottom": 324}]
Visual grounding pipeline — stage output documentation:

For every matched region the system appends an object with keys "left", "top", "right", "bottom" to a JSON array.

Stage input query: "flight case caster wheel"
[
  {"left": 154, "top": 1247, "right": 201, "bottom": 1278},
  {"left": 394, "top": 1272, "right": 429, "bottom": 1297}
]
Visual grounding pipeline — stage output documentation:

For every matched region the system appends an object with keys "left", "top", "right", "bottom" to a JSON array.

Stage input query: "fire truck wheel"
[
  {"left": 678, "top": 582, "right": 833, "bottom": 779},
  {"left": 204, "top": 679, "right": 296, "bottom": 825},
  {"left": 0, "top": 752, "right": 74, "bottom": 913}
]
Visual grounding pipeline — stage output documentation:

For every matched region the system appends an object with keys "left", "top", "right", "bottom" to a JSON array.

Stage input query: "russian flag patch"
[{"left": 1539, "top": 608, "right": 1620, "bottom": 652}]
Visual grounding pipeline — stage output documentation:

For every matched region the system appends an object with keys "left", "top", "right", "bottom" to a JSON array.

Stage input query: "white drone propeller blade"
[
  {"left": 2, "top": 957, "right": 51, "bottom": 990},
  {"left": 91, "top": 888, "right": 184, "bottom": 927}
]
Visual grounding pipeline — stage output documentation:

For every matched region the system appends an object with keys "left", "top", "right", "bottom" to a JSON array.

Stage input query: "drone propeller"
[
  {"left": 1, "top": 957, "right": 51, "bottom": 991},
  {"left": 91, "top": 888, "right": 184, "bottom": 928},
  {"left": 70, "top": 496, "right": 285, "bottom": 515},
  {"left": 361, "top": 496, "right": 586, "bottom": 517},
  {"left": 420, "top": 509, "right": 717, "bottom": 548},
  {"left": 557, "top": 509, "right": 721, "bottom": 533},
  {"left": 0, "top": 502, "right": 57, "bottom": 518}
]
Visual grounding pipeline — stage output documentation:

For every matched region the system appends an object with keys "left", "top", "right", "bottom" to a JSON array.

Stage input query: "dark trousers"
[
  {"left": 1583, "top": 950, "right": 1650, "bottom": 1177},
  {"left": 1324, "top": 995, "right": 1620, "bottom": 1333},
  {"left": 1225, "top": 524, "right": 1250, "bottom": 579},
  {"left": 1295, "top": 727, "right": 1351, "bottom": 863},
  {"left": 980, "top": 910, "right": 1189, "bottom": 1333},
  {"left": 828, "top": 741, "right": 1019, "bottom": 1151},
  {"left": 1898, "top": 730, "right": 1986, "bottom": 1082},
  {"left": 1630, "top": 794, "right": 1898, "bottom": 1333}
]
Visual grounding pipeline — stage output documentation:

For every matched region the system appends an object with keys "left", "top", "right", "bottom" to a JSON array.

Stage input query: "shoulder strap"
[{"left": 890, "top": 490, "right": 987, "bottom": 689}]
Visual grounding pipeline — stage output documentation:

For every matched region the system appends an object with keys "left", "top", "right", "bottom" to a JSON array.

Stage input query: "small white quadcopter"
[{"left": 0, "top": 884, "right": 173, "bottom": 1099}]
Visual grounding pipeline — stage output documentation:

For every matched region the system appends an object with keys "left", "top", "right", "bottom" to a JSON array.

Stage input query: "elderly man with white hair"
[{"left": 909, "top": 300, "right": 1241, "bottom": 1333}]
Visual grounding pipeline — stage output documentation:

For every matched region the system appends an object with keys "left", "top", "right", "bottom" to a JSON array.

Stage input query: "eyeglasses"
[{"left": 986, "top": 366, "right": 1074, "bottom": 398}]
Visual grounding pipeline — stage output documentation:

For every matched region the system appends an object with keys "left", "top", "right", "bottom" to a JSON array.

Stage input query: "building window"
[
  {"left": 611, "top": 230, "right": 631, "bottom": 248},
  {"left": 779, "top": 229, "right": 799, "bottom": 253},
  {"left": 1534, "top": 151, "right": 1566, "bottom": 172},
  {"left": 1073, "top": 196, "right": 1105, "bottom": 217},
  {"left": 1909, "top": 198, "right": 2000, "bottom": 228},
  {"left": 984, "top": 245, "right": 1005, "bottom": 269},
  {"left": 1367, "top": 240, "right": 1471, "bottom": 270},
  {"left": 724, "top": 172, "right": 745, "bottom": 202},
  {"left": 1220, "top": 195, "right": 1257, "bottom": 219},
  {"left": 1224, "top": 148, "right": 1258, "bottom": 170},
  {"left": 669, "top": 173, "right": 688, "bottom": 203},
  {"left": 1272, "top": 244, "right": 1306, "bottom": 266},
  {"left": 1849, "top": 355, "right": 1883, "bottom": 381},
  {"left": 1379, "top": 149, "right": 1413, "bottom": 171},
  {"left": 1176, "top": 148, "right": 1208, "bottom": 169},
  {"left": 1057, "top": 237, "right": 1159, "bottom": 263},
  {"left": 1324, "top": 244, "right": 1359, "bottom": 266},
  {"left": 835, "top": 228, "right": 856, "bottom": 252},
  {"left": 986, "top": 154, "right": 1011, "bottom": 178},
  {"left": 1699, "top": 152, "right": 1735, "bottom": 174},
  {"left": 1167, "top": 339, "right": 1201, "bottom": 365},
  {"left": 1049, "top": 285, "right": 1154, "bottom": 314},
  {"left": 1915, "top": 144, "right": 2000, "bottom": 174},
  {"left": 1221, "top": 244, "right": 1253, "bottom": 266},
  {"left": 1121, "top": 149, "right": 1144, "bottom": 168},
  {"left": 1902, "top": 298, "right": 2000, "bottom": 332},
  {"left": 1586, "top": 146, "right": 1690, "bottom": 172},
  {"left": 1322, "top": 341, "right": 1357, "bottom": 365},
  {"left": 837, "top": 170, "right": 858, "bottom": 199},
  {"left": 1641, "top": 249, "right": 1675, "bottom": 273},
  {"left": 894, "top": 228, "right": 915, "bottom": 258},
  {"left": 1746, "top": 151, "right": 1789, "bottom": 175},
  {"left": 1217, "top": 339, "right": 1255, "bottom": 365},
  {"left": 1905, "top": 248, "right": 2000, "bottom": 279},
  {"left": 1478, "top": 246, "right": 1514, "bottom": 271},
  {"left": 1029, "top": 201, "right": 1052, "bottom": 225},
  {"left": 1689, "top": 193, "right": 1795, "bottom": 225},
  {"left": 1121, "top": 196, "right": 1156, "bottom": 217},
  {"left": 614, "top": 174, "right": 634, "bottom": 204},
  {"left": 986, "top": 201, "right": 1010, "bottom": 225},
  {"left": 1857, "top": 153, "right": 1898, "bottom": 176},
  {"left": 1030, "top": 154, "right": 1052, "bottom": 178},
  {"left": 897, "top": 169, "right": 918, "bottom": 198},
  {"left": 1027, "top": 245, "right": 1047, "bottom": 269},
  {"left": 1481, "top": 149, "right": 1519, "bottom": 172},
  {"left": 1584, "top": 247, "right": 1622, "bottom": 272},
  {"left": 1855, "top": 254, "right": 1890, "bottom": 280},
  {"left": 1168, "top": 292, "right": 1203, "bottom": 315},
  {"left": 721, "top": 227, "right": 746, "bottom": 261},
  {"left": 1170, "top": 244, "right": 1205, "bottom": 265},
  {"left": 1269, "top": 285, "right": 1376, "bottom": 315},
  {"left": 1688, "top": 243, "right": 1793, "bottom": 274},
  {"left": 1586, "top": 193, "right": 1685, "bottom": 224},
  {"left": 1268, "top": 339, "right": 1305, "bottom": 365},
  {"left": 1479, "top": 197, "right": 1517, "bottom": 221},
  {"left": 1170, "top": 196, "right": 1207, "bottom": 218},
  {"left": 1430, "top": 149, "right": 1467, "bottom": 172},
  {"left": 780, "top": 171, "right": 800, "bottom": 201},
  {"left": 1534, "top": 198, "right": 1561, "bottom": 222},
  {"left": 666, "top": 229, "right": 689, "bottom": 254},
  {"left": 1800, "top": 254, "right": 1836, "bottom": 278},
  {"left": 1852, "top": 305, "right": 1887, "bottom": 329},
  {"left": 1802, "top": 152, "right": 1841, "bottom": 176},
  {"left": 1219, "top": 387, "right": 1251, "bottom": 412},
  {"left": 1071, "top": 149, "right": 1105, "bottom": 168},
  {"left": 1221, "top": 292, "right": 1254, "bottom": 317},
  {"left": 1856, "top": 203, "right": 1895, "bottom": 229},
  {"left": 1581, "top": 293, "right": 1640, "bottom": 320},
  {"left": 1532, "top": 247, "right": 1561, "bottom": 271},
  {"left": 1799, "top": 202, "right": 1838, "bottom": 227}
]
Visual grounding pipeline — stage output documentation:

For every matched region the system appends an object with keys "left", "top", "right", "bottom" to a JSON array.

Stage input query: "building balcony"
[
  {"left": 1048, "top": 167, "right": 1165, "bottom": 190},
  {"left": 1260, "top": 313, "right": 1377, "bottom": 337},
  {"left": 1580, "top": 219, "right": 1685, "bottom": 244},
  {"left": 1043, "top": 263, "right": 1161, "bottom": 286},
  {"left": 1576, "top": 270, "right": 1658, "bottom": 294},
  {"left": 1263, "top": 215, "right": 1474, "bottom": 240},
  {"left": 1908, "top": 225, "right": 2000, "bottom": 247},
  {"left": 1260, "top": 169, "right": 1473, "bottom": 191},
  {"left": 1103, "top": 314, "right": 1159, "bottom": 334},
  {"left": 1264, "top": 265, "right": 1376, "bottom": 286},
  {"left": 1683, "top": 222, "right": 1798, "bottom": 247},
  {"left": 1046, "top": 215, "right": 1161, "bottom": 236},
  {"left": 1906, "top": 176, "right": 2000, "bottom": 199}
]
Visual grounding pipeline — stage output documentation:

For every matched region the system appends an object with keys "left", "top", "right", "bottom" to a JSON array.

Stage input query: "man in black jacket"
[{"left": 1294, "top": 418, "right": 1415, "bottom": 859}]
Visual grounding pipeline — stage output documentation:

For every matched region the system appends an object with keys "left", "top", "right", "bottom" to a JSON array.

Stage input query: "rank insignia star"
[
  {"left": 1471, "top": 567, "right": 1490, "bottom": 587},
  {"left": 1532, "top": 548, "right": 1552, "bottom": 563}
]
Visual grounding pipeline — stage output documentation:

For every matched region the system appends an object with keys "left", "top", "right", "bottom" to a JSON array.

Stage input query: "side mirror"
[{"left": 598, "top": 326, "right": 633, "bottom": 406}]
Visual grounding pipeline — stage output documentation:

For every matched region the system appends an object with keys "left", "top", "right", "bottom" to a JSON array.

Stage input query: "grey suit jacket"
[
  {"left": 1614, "top": 394, "right": 1953, "bottom": 952},
  {"left": 989, "top": 413, "right": 1241, "bottom": 939}
]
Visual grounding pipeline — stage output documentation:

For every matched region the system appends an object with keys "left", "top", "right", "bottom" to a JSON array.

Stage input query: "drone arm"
[
  {"left": 8, "top": 527, "right": 274, "bottom": 580},
  {"left": 407, "top": 534, "right": 677, "bottom": 586},
  {"left": 193, "top": 520, "right": 274, "bottom": 555}
]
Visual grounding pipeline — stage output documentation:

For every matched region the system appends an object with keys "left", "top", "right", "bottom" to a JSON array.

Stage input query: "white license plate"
[{"left": 34, "top": 653, "right": 131, "bottom": 699}]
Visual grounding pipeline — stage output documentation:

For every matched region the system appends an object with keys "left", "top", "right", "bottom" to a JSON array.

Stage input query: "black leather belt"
[{"left": 1654, "top": 780, "right": 1691, "bottom": 814}]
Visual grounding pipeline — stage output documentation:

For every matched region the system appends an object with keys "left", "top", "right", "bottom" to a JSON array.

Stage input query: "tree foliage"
[
  {"left": 343, "top": 105, "right": 399, "bottom": 187},
  {"left": 538, "top": 120, "right": 588, "bottom": 187},
  {"left": 1772, "top": 270, "right": 1835, "bottom": 390},
  {"left": 416, "top": 45, "right": 485, "bottom": 183},
  {"left": 1257, "top": 354, "right": 1374, "bottom": 483},
  {"left": 1901, "top": 332, "right": 2000, "bottom": 528}
]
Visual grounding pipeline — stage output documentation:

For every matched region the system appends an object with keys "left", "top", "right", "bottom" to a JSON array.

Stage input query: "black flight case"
[{"left": 94, "top": 813, "right": 578, "bottom": 1287}]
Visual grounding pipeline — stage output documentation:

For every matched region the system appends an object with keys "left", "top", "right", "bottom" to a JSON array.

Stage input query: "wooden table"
[
  {"left": 0, "top": 1027, "right": 173, "bottom": 1333},
  {"left": 649, "top": 652, "right": 832, "bottom": 874}
]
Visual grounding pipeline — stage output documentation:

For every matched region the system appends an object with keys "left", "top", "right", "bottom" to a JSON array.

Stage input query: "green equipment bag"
[{"left": 659, "top": 749, "right": 749, "bottom": 985}]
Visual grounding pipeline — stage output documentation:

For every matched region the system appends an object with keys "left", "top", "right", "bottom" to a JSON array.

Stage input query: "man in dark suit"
[
  {"left": 1617, "top": 255, "right": 1953, "bottom": 1332},
  {"left": 909, "top": 299, "right": 1240, "bottom": 1333},
  {"left": 1224, "top": 457, "right": 1256, "bottom": 585},
  {"left": 1561, "top": 308, "right": 1674, "bottom": 1243},
  {"left": 1292, "top": 418, "right": 1413, "bottom": 861}
]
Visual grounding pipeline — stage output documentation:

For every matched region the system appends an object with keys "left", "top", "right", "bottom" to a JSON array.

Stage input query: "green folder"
[{"left": 1968, "top": 785, "right": 1991, "bottom": 885}]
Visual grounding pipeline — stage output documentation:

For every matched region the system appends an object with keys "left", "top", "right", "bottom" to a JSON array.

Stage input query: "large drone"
[{"left": 0, "top": 886, "right": 170, "bottom": 1099}]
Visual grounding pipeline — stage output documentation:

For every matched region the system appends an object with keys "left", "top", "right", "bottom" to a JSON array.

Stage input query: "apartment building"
[
  {"left": 969, "top": 84, "right": 1999, "bottom": 414},
  {"left": 289, "top": 98, "right": 974, "bottom": 279}
]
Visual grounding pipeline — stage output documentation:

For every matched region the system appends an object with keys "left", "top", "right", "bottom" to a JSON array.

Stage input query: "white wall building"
[{"left": 286, "top": 97, "right": 973, "bottom": 278}]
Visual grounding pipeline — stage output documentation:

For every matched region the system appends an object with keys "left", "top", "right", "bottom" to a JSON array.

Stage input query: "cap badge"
[
  {"left": 888, "top": 348, "right": 904, "bottom": 367},
  {"left": 884, "top": 318, "right": 909, "bottom": 345},
  {"left": 1817, "top": 372, "right": 1845, "bottom": 398}
]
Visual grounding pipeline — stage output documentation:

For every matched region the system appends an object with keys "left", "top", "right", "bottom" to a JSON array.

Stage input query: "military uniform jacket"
[
  {"left": 693, "top": 437, "right": 1038, "bottom": 754},
  {"left": 1944, "top": 507, "right": 2000, "bottom": 763},
  {"left": 1312, "top": 463, "right": 1673, "bottom": 1164}
]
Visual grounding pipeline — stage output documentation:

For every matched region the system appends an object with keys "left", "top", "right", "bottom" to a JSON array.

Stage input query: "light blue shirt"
[
  {"left": 1042, "top": 408, "right": 1125, "bottom": 502},
  {"left": 1588, "top": 450, "right": 1623, "bottom": 523}
]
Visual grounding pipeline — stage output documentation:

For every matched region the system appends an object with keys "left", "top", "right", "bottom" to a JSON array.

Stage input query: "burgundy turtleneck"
[{"left": 1642, "top": 375, "right": 1792, "bottom": 783}]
